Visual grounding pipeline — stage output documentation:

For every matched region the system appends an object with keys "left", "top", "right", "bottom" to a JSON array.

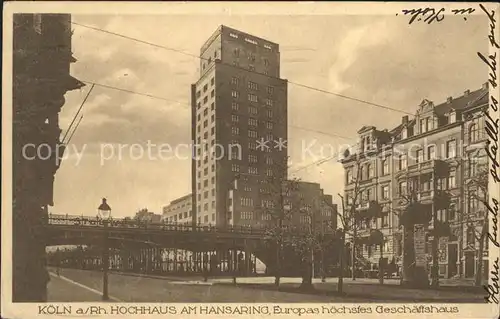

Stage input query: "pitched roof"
[{"left": 433, "top": 86, "right": 487, "bottom": 116}]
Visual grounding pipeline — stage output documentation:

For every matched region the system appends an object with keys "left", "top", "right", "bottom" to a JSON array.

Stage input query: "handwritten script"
[
  {"left": 397, "top": 7, "right": 475, "bottom": 24},
  {"left": 478, "top": 3, "right": 500, "bottom": 306}
]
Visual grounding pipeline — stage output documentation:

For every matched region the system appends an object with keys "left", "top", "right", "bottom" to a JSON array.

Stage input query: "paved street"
[
  {"left": 47, "top": 272, "right": 104, "bottom": 302},
  {"left": 48, "top": 268, "right": 369, "bottom": 302},
  {"left": 47, "top": 268, "right": 485, "bottom": 303}
]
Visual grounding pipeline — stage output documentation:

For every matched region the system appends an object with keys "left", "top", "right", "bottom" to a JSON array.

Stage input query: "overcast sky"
[{"left": 52, "top": 12, "right": 488, "bottom": 217}]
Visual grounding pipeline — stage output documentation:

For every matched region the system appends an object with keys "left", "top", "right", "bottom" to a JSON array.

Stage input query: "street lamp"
[
  {"left": 98, "top": 198, "right": 112, "bottom": 219},
  {"left": 97, "top": 198, "right": 111, "bottom": 301}
]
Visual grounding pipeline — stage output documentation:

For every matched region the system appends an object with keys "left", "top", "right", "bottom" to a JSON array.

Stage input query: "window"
[
  {"left": 264, "top": 59, "right": 270, "bottom": 66},
  {"left": 446, "top": 140, "right": 456, "bottom": 158},
  {"left": 469, "top": 191, "right": 478, "bottom": 212},
  {"left": 266, "top": 169, "right": 273, "bottom": 177},
  {"left": 448, "top": 169, "right": 456, "bottom": 189},
  {"left": 196, "top": 91, "right": 201, "bottom": 98},
  {"left": 382, "top": 214, "right": 389, "bottom": 227},
  {"left": 466, "top": 227, "right": 475, "bottom": 246},
  {"left": 204, "top": 191, "right": 208, "bottom": 199},
  {"left": 399, "top": 181, "right": 407, "bottom": 196},
  {"left": 382, "top": 185, "right": 389, "bottom": 199},
  {"left": 248, "top": 94, "right": 258, "bottom": 102},
  {"left": 420, "top": 118, "right": 429, "bottom": 134},
  {"left": 232, "top": 164, "right": 240, "bottom": 172},
  {"left": 249, "top": 142, "right": 257, "bottom": 150},
  {"left": 248, "top": 167, "right": 258, "bottom": 174},
  {"left": 359, "top": 166, "right": 364, "bottom": 181},
  {"left": 367, "top": 163, "right": 373, "bottom": 179},
  {"left": 427, "top": 145, "right": 436, "bottom": 160},
  {"left": 231, "top": 102, "right": 239, "bottom": 111},
  {"left": 231, "top": 77, "right": 239, "bottom": 86},
  {"left": 248, "top": 81, "right": 259, "bottom": 90},
  {"left": 267, "top": 110, "right": 273, "bottom": 118},
  {"left": 232, "top": 115, "right": 239, "bottom": 122},
  {"left": 203, "top": 96, "right": 208, "bottom": 104},
  {"left": 267, "top": 86, "right": 274, "bottom": 94},
  {"left": 248, "top": 130, "right": 257, "bottom": 138},
  {"left": 382, "top": 158, "right": 389, "bottom": 175},
  {"left": 241, "top": 212, "right": 254, "bottom": 220},
  {"left": 232, "top": 127, "right": 239, "bottom": 135},
  {"left": 416, "top": 149, "right": 424, "bottom": 164},
  {"left": 248, "top": 106, "right": 258, "bottom": 115},
  {"left": 203, "top": 120, "right": 208, "bottom": 128},
  {"left": 249, "top": 65, "right": 255, "bottom": 72},
  {"left": 211, "top": 77, "right": 215, "bottom": 86},
  {"left": 399, "top": 154, "right": 407, "bottom": 170},
  {"left": 204, "top": 180, "right": 208, "bottom": 187},
  {"left": 469, "top": 123, "right": 479, "bottom": 143},
  {"left": 203, "top": 109, "right": 208, "bottom": 117},
  {"left": 248, "top": 155, "right": 257, "bottom": 163},
  {"left": 230, "top": 33, "right": 239, "bottom": 39},
  {"left": 211, "top": 102, "right": 215, "bottom": 111},
  {"left": 203, "top": 84, "right": 208, "bottom": 92},
  {"left": 248, "top": 118, "right": 258, "bottom": 126},
  {"left": 265, "top": 157, "right": 273, "bottom": 165},
  {"left": 266, "top": 122, "right": 273, "bottom": 129},
  {"left": 248, "top": 53, "right": 256, "bottom": 62},
  {"left": 211, "top": 90, "right": 215, "bottom": 98},
  {"left": 346, "top": 169, "right": 352, "bottom": 184},
  {"left": 240, "top": 198, "right": 254, "bottom": 207},
  {"left": 231, "top": 91, "right": 239, "bottom": 98},
  {"left": 266, "top": 99, "right": 273, "bottom": 107},
  {"left": 211, "top": 114, "right": 215, "bottom": 123}
]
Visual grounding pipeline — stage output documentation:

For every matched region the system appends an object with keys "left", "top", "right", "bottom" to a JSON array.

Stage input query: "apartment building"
[
  {"left": 191, "top": 25, "right": 287, "bottom": 227},
  {"left": 161, "top": 194, "right": 192, "bottom": 225},
  {"left": 341, "top": 83, "right": 489, "bottom": 279}
]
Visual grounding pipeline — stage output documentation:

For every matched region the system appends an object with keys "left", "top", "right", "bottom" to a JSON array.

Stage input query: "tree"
[
  {"left": 339, "top": 158, "right": 366, "bottom": 281},
  {"left": 261, "top": 157, "right": 300, "bottom": 287},
  {"left": 461, "top": 150, "right": 489, "bottom": 286}
]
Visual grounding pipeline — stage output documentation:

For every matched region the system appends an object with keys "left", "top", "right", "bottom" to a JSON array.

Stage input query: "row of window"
[
  {"left": 346, "top": 140, "right": 458, "bottom": 184},
  {"left": 231, "top": 110, "right": 273, "bottom": 122},
  {"left": 231, "top": 77, "right": 274, "bottom": 94},
  {"left": 164, "top": 210, "right": 192, "bottom": 222}
]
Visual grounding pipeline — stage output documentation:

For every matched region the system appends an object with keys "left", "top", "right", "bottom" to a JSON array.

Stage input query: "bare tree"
[
  {"left": 339, "top": 158, "right": 366, "bottom": 281},
  {"left": 261, "top": 157, "right": 296, "bottom": 287},
  {"left": 461, "top": 151, "right": 489, "bottom": 286}
]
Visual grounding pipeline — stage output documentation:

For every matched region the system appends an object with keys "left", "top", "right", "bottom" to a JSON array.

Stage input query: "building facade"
[
  {"left": 161, "top": 194, "right": 192, "bottom": 225},
  {"left": 341, "top": 83, "right": 489, "bottom": 279},
  {"left": 13, "top": 14, "right": 84, "bottom": 301},
  {"left": 191, "top": 25, "right": 288, "bottom": 227}
]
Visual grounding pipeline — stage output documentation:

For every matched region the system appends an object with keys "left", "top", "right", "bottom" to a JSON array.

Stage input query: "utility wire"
[
  {"left": 71, "top": 21, "right": 413, "bottom": 116},
  {"left": 62, "top": 83, "right": 95, "bottom": 143},
  {"left": 66, "top": 115, "right": 84, "bottom": 145},
  {"left": 76, "top": 79, "right": 357, "bottom": 141}
]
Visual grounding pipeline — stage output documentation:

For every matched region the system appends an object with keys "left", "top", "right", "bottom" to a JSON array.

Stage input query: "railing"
[{"left": 46, "top": 214, "right": 315, "bottom": 236}]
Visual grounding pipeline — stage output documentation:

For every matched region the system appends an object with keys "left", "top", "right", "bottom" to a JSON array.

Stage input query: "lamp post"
[{"left": 98, "top": 198, "right": 111, "bottom": 301}]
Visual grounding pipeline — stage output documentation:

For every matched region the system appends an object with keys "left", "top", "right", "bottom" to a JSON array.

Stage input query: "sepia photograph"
[{"left": 2, "top": 2, "right": 499, "bottom": 317}]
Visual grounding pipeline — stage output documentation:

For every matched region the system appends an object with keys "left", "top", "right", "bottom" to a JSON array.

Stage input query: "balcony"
[
  {"left": 355, "top": 200, "right": 384, "bottom": 219},
  {"left": 396, "top": 159, "right": 449, "bottom": 179},
  {"left": 356, "top": 229, "right": 384, "bottom": 246}
]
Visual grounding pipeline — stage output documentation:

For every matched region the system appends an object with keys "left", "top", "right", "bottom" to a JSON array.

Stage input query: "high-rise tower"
[{"left": 191, "top": 25, "right": 288, "bottom": 228}]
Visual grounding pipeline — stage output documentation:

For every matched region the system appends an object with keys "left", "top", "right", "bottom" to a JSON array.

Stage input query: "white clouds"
[
  {"left": 328, "top": 19, "right": 395, "bottom": 93},
  {"left": 52, "top": 14, "right": 486, "bottom": 215}
]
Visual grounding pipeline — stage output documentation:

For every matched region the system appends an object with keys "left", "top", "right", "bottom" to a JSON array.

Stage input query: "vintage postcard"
[{"left": 1, "top": 1, "right": 499, "bottom": 318}]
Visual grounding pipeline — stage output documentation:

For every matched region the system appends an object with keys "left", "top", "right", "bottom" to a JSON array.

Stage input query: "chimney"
[
  {"left": 402, "top": 115, "right": 409, "bottom": 124},
  {"left": 482, "top": 82, "right": 489, "bottom": 90},
  {"left": 464, "top": 89, "right": 470, "bottom": 96},
  {"left": 446, "top": 96, "right": 453, "bottom": 104}
]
